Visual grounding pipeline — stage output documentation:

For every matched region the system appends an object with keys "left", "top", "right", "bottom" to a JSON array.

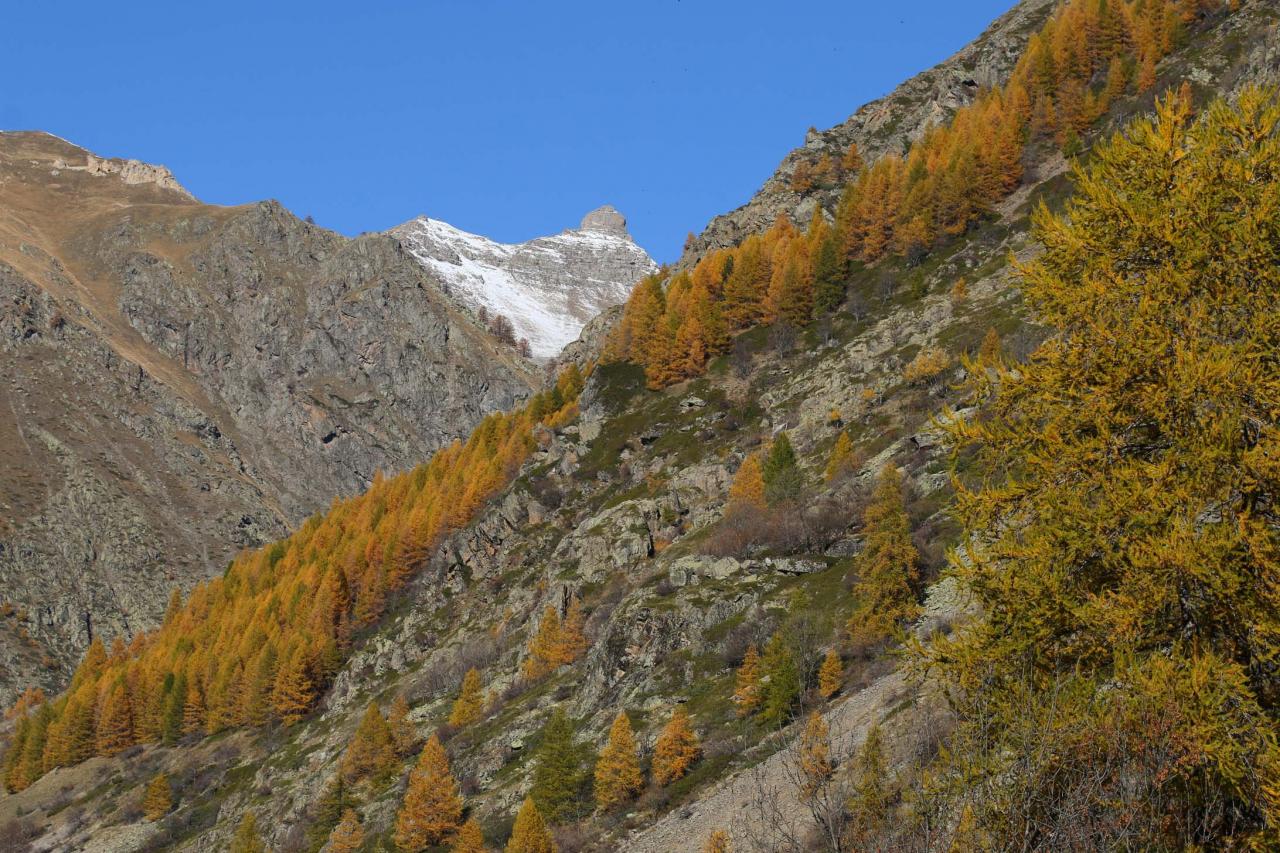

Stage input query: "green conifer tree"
[
  {"left": 759, "top": 634, "right": 800, "bottom": 727},
  {"left": 530, "top": 709, "right": 587, "bottom": 823},
  {"left": 762, "top": 432, "right": 803, "bottom": 504}
]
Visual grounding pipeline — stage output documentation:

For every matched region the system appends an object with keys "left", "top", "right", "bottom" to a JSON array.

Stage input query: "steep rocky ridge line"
[
  {"left": 679, "top": 0, "right": 1057, "bottom": 266},
  {"left": 0, "top": 131, "right": 538, "bottom": 706}
]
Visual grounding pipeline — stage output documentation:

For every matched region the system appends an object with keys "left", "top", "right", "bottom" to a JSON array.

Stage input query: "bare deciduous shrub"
[
  {"left": 719, "top": 610, "right": 776, "bottom": 669},
  {"left": 0, "top": 818, "right": 37, "bottom": 853},
  {"left": 551, "top": 823, "right": 598, "bottom": 853},
  {"left": 704, "top": 491, "right": 859, "bottom": 559},
  {"left": 769, "top": 320, "right": 798, "bottom": 356},
  {"left": 732, "top": 335, "right": 755, "bottom": 379}
]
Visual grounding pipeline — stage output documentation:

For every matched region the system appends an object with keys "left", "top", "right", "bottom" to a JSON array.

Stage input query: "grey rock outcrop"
[
  {"left": 0, "top": 131, "right": 537, "bottom": 704},
  {"left": 579, "top": 204, "right": 629, "bottom": 236}
]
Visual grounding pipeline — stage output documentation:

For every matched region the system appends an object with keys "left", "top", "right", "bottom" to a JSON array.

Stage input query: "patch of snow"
[{"left": 390, "top": 211, "right": 656, "bottom": 359}]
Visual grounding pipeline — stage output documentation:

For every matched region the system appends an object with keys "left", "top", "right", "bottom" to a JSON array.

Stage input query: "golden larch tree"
[
  {"left": 451, "top": 816, "right": 489, "bottom": 853},
  {"left": 818, "top": 649, "right": 843, "bottom": 699},
  {"left": 727, "top": 454, "right": 766, "bottom": 510},
  {"left": 651, "top": 706, "right": 702, "bottom": 786},
  {"left": 229, "top": 812, "right": 266, "bottom": 853},
  {"left": 394, "top": 734, "right": 464, "bottom": 849},
  {"left": 327, "top": 808, "right": 364, "bottom": 853},
  {"left": 449, "top": 668, "right": 485, "bottom": 728},
  {"left": 522, "top": 606, "right": 563, "bottom": 680},
  {"left": 95, "top": 682, "right": 134, "bottom": 756},
  {"left": 593, "top": 712, "right": 643, "bottom": 810},
  {"left": 733, "top": 644, "right": 762, "bottom": 716},
  {"left": 142, "top": 773, "right": 172, "bottom": 821},
  {"left": 555, "top": 596, "right": 587, "bottom": 665},
  {"left": 271, "top": 644, "right": 315, "bottom": 726},
  {"left": 976, "top": 326, "right": 1002, "bottom": 366},
  {"left": 847, "top": 466, "right": 920, "bottom": 647},
  {"left": 798, "top": 712, "right": 832, "bottom": 799},
  {"left": 704, "top": 829, "right": 732, "bottom": 853},
  {"left": 930, "top": 88, "right": 1280, "bottom": 846},
  {"left": 387, "top": 693, "right": 418, "bottom": 755},
  {"left": 824, "top": 432, "right": 858, "bottom": 482},
  {"left": 505, "top": 797, "right": 556, "bottom": 853},
  {"left": 341, "top": 701, "right": 396, "bottom": 784}
]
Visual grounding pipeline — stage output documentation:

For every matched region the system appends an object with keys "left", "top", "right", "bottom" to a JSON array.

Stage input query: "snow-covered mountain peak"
[{"left": 390, "top": 209, "right": 656, "bottom": 359}]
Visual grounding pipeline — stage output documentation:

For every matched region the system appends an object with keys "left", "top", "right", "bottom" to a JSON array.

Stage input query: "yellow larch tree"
[
  {"left": 727, "top": 454, "right": 766, "bottom": 510},
  {"left": 142, "top": 773, "right": 172, "bottom": 821},
  {"left": 554, "top": 596, "right": 587, "bottom": 665},
  {"left": 327, "top": 808, "right": 364, "bottom": 853},
  {"left": 271, "top": 643, "right": 315, "bottom": 726},
  {"left": 394, "top": 734, "right": 464, "bottom": 849},
  {"left": 818, "top": 649, "right": 843, "bottom": 699},
  {"left": 976, "top": 326, "right": 1002, "bottom": 366},
  {"left": 847, "top": 466, "right": 920, "bottom": 647},
  {"left": 95, "top": 682, "right": 134, "bottom": 756},
  {"left": 449, "top": 668, "right": 485, "bottom": 728},
  {"left": 505, "top": 797, "right": 556, "bottom": 853},
  {"left": 387, "top": 693, "right": 418, "bottom": 755},
  {"left": 651, "top": 706, "right": 702, "bottom": 786},
  {"left": 451, "top": 816, "right": 489, "bottom": 853},
  {"left": 927, "top": 88, "right": 1280, "bottom": 847},
  {"left": 824, "top": 432, "right": 858, "bottom": 482},
  {"left": 522, "top": 606, "right": 563, "bottom": 680},
  {"left": 733, "top": 644, "right": 762, "bottom": 716},
  {"left": 703, "top": 829, "right": 732, "bottom": 853},
  {"left": 229, "top": 812, "right": 266, "bottom": 853},
  {"left": 341, "top": 701, "right": 396, "bottom": 785},
  {"left": 798, "top": 712, "right": 832, "bottom": 799},
  {"left": 593, "top": 712, "right": 643, "bottom": 810}
]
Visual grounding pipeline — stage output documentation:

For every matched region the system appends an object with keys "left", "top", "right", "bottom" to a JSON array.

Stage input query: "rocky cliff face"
[
  {"left": 390, "top": 205, "right": 656, "bottom": 358},
  {"left": 0, "top": 132, "right": 538, "bottom": 705},
  {"left": 679, "top": 0, "right": 1058, "bottom": 265}
]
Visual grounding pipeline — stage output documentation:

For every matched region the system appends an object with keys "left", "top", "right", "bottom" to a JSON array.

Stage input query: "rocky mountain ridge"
[
  {"left": 0, "top": 131, "right": 539, "bottom": 706},
  {"left": 3, "top": 1, "right": 1280, "bottom": 850},
  {"left": 679, "top": 0, "right": 1058, "bottom": 266},
  {"left": 390, "top": 205, "right": 656, "bottom": 358}
]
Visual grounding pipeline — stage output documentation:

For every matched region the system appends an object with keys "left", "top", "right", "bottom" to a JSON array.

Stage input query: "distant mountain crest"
[
  {"left": 391, "top": 207, "right": 656, "bottom": 359},
  {"left": 579, "top": 204, "right": 629, "bottom": 236}
]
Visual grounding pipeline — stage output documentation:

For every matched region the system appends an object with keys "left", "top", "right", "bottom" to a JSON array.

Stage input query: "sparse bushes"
[{"left": 901, "top": 347, "right": 951, "bottom": 385}]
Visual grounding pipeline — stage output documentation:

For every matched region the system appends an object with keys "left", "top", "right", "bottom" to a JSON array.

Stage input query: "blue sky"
[{"left": 2, "top": 1, "right": 1015, "bottom": 262}]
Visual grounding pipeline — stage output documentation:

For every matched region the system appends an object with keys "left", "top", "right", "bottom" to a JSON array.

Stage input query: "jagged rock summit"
[
  {"left": 390, "top": 205, "right": 656, "bottom": 359},
  {"left": 578, "top": 203, "right": 629, "bottom": 236}
]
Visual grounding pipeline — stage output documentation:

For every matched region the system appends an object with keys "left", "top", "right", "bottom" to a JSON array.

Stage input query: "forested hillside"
[
  {"left": 2, "top": 0, "right": 1277, "bottom": 851},
  {"left": 610, "top": 0, "right": 1232, "bottom": 390}
]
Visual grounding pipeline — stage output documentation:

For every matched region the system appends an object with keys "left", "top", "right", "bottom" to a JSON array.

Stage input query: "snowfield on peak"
[{"left": 390, "top": 205, "right": 656, "bottom": 358}]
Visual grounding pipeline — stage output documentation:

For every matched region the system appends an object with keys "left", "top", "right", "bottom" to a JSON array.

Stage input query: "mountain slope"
[
  {"left": 0, "top": 131, "right": 538, "bottom": 705},
  {"left": 4, "top": 1, "right": 1280, "bottom": 851},
  {"left": 391, "top": 205, "right": 657, "bottom": 358},
  {"left": 679, "top": 0, "right": 1057, "bottom": 265}
]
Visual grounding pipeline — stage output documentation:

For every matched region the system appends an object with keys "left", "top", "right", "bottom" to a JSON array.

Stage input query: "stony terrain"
[
  {"left": 391, "top": 205, "right": 656, "bottom": 358},
  {"left": 3, "top": 1, "right": 1280, "bottom": 850},
  {"left": 0, "top": 128, "right": 1041, "bottom": 849},
  {"left": 0, "top": 132, "right": 539, "bottom": 704}
]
